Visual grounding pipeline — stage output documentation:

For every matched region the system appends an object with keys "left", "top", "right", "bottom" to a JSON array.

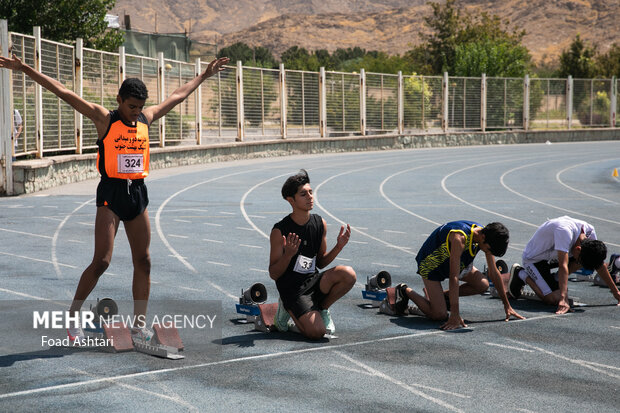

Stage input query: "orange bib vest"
[{"left": 97, "top": 111, "right": 150, "bottom": 180}]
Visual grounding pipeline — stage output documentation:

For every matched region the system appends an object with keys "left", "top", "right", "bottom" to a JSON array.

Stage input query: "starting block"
[
  {"left": 362, "top": 271, "right": 392, "bottom": 308},
  {"left": 81, "top": 298, "right": 185, "bottom": 359},
  {"left": 235, "top": 283, "right": 337, "bottom": 337}
]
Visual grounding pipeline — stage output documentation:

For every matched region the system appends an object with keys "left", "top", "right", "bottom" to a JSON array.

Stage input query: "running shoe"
[
  {"left": 273, "top": 298, "right": 291, "bottom": 332},
  {"left": 394, "top": 283, "right": 409, "bottom": 315},
  {"left": 320, "top": 309, "right": 335, "bottom": 334},
  {"left": 508, "top": 263, "right": 525, "bottom": 299},
  {"left": 67, "top": 326, "right": 85, "bottom": 343},
  {"left": 131, "top": 326, "right": 154, "bottom": 344}
]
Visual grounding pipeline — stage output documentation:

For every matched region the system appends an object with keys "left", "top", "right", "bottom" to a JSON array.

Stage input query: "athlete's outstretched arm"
[
  {"left": 0, "top": 54, "right": 109, "bottom": 130},
  {"left": 143, "top": 57, "right": 229, "bottom": 124}
]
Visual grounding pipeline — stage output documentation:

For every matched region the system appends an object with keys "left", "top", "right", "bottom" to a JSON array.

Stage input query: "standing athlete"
[{"left": 0, "top": 52, "right": 230, "bottom": 342}]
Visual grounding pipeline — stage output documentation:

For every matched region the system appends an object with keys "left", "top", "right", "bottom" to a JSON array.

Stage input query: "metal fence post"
[
  {"left": 319, "top": 67, "right": 326, "bottom": 137},
  {"left": 75, "top": 38, "right": 83, "bottom": 154},
  {"left": 442, "top": 72, "right": 449, "bottom": 132},
  {"left": 280, "top": 63, "right": 287, "bottom": 139},
  {"left": 157, "top": 52, "right": 166, "bottom": 147},
  {"left": 523, "top": 75, "right": 530, "bottom": 131},
  {"left": 359, "top": 69, "right": 366, "bottom": 136},
  {"left": 610, "top": 76, "right": 616, "bottom": 128},
  {"left": 236, "top": 60, "right": 244, "bottom": 142},
  {"left": 195, "top": 58, "right": 202, "bottom": 145},
  {"left": 481, "top": 73, "right": 487, "bottom": 132},
  {"left": 33, "top": 26, "right": 44, "bottom": 158},
  {"left": 566, "top": 75, "right": 573, "bottom": 129},
  {"left": 0, "top": 19, "right": 12, "bottom": 194},
  {"left": 118, "top": 46, "right": 125, "bottom": 86},
  {"left": 397, "top": 71, "right": 404, "bottom": 135}
]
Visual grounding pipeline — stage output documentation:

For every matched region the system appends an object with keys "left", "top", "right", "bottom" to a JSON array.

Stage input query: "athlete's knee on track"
[
  {"left": 133, "top": 253, "right": 151, "bottom": 273},
  {"left": 91, "top": 256, "right": 111, "bottom": 276}
]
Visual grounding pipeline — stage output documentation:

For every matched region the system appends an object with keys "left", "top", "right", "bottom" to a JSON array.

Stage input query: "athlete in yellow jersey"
[{"left": 0, "top": 52, "right": 229, "bottom": 342}]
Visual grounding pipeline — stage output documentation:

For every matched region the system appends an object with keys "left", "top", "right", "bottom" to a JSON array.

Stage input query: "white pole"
[
  {"left": 195, "top": 58, "right": 202, "bottom": 145},
  {"left": 280, "top": 63, "right": 287, "bottom": 139},
  {"left": 75, "top": 38, "right": 83, "bottom": 154},
  {"left": 236, "top": 60, "right": 244, "bottom": 142},
  {"left": 0, "top": 19, "right": 12, "bottom": 194},
  {"left": 34, "top": 26, "right": 43, "bottom": 158},
  {"left": 359, "top": 69, "right": 366, "bottom": 136},
  {"left": 158, "top": 52, "right": 165, "bottom": 147}
]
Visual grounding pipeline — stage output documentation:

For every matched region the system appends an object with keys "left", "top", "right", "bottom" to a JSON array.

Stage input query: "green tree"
[
  {"left": 1, "top": 0, "right": 123, "bottom": 51},
  {"left": 453, "top": 39, "right": 530, "bottom": 77},
  {"left": 595, "top": 43, "right": 620, "bottom": 77},
  {"left": 281, "top": 46, "right": 320, "bottom": 71},
  {"left": 217, "top": 43, "right": 277, "bottom": 68},
  {"left": 416, "top": 0, "right": 527, "bottom": 75},
  {"left": 558, "top": 34, "right": 597, "bottom": 79}
]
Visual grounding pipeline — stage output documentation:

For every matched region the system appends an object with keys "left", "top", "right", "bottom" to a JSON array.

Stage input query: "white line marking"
[
  {"left": 372, "top": 262, "right": 400, "bottom": 268},
  {"left": 249, "top": 268, "right": 268, "bottom": 273},
  {"left": 169, "top": 234, "right": 189, "bottom": 239},
  {"left": 335, "top": 351, "right": 466, "bottom": 411},
  {"left": 483, "top": 342, "right": 535, "bottom": 353},
  {"left": 349, "top": 240, "right": 368, "bottom": 244},
  {"left": 0, "top": 251, "right": 77, "bottom": 268},
  {"left": 384, "top": 229, "right": 406, "bottom": 234},
  {"left": 0, "top": 312, "right": 568, "bottom": 400},
  {"left": 179, "top": 286, "right": 205, "bottom": 292},
  {"left": 219, "top": 211, "right": 235, "bottom": 215},
  {"left": 203, "top": 222, "right": 222, "bottom": 227},
  {"left": 0, "top": 227, "right": 52, "bottom": 239},
  {"left": 239, "top": 244, "right": 262, "bottom": 249},
  {"left": 556, "top": 159, "right": 620, "bottom": 205},
  {"left": 202, "top": 238, "right": 224, "bottom": 244},
  {"left": 248, "top": 215, "right": 266, "bottom": 219},
  {"left": 174, "top": 219, "right": 191, "bottom": 223},
  {"left": 235, "top": 227, "right": 254, "bottom": 231},
  {"left": 0, "top": 287, "right": 67, "bottom": 306},
  {"left": 207, "top": 261, "right": 231, "bottom": 267}
]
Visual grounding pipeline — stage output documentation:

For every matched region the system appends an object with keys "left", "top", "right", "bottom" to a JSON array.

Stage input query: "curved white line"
[
  {"left": 155, "top": 169, "right": 263, "bottom": 300},
  {"left": 51, "top": 198, "right": 95, "bottom": 278},
  {"left": 500, "top": 161, "right": 620, "bottom": 226},
  {"left": 555, "top": 158, "right": 620, "bottom": 205}
]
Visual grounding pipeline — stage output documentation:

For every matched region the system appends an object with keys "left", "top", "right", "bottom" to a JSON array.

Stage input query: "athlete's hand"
[
  {"left": 283, "top": 232, "right": 301, "bottom": 257},
  {"left": 0, "top": 54, "right": 24, "bottom": 71},
  {"left": 504, "top": 305, "right": 525, "bottom": 321},
  {"left": 336, "top": 224, "right": 351, "bottom": 250},
  {"left": 440, "top": 313, "right": 467, "bottom": 330},
  {"left": 555, "top": 297, "right": 572, "bottom": 314},
  {"left": 203, "top": 57, "right": 230, "bottom": 78}
]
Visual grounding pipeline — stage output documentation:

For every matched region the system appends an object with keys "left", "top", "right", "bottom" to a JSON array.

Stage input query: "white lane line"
[
  {"left": 0, "top": 251, "right": 77, "bottom": 269},
  {"left": 556, "top": 158, "right": 620, "bottom": 205},
  {"left": 441, "top": 159, "right": 538, "bottom": 228},
  {"left": 610, "top": 326, "right": 620, "bottom": 330},
  {"left": 235, "top": 227, "right": 254, "bottom": 231},
  {"left": 0, "top": 312, "right": 568, "bottom": 400},
  {"left": 349, "top": 240, "right": 368, "bottom": 244},
  {"left": 507, "top": 338, "right": 620, "bottom": 379},
  {"left": 68, "top": 239, "right": 85, "bottom": 244},
  {"left": 334, "top": 351, "right": 466, "bottom": 412},
  {"left": 0, "top": 227, "right": 52, "bottom": 239},
  {"left": 483, "top": 342, "right": 535, "bottom": 353},
  {"left": 202, "top": 238, "right": 224, "bottom": 244},
  {"left": 70, "top": 367, "right": 200, "bottom": 412},
  {"left": 0, "top": 287, "right": 67, "bottom": 306},
  {"left": 501, "top": 161, "right": 620, "bottom": 227},
  {"left": 203, "top": 222, "right": 222, "bottom": 227},
  {"left": 372, "top": 262, "right": 400, "bottom": 268},
  {"left": 219, "top": 211, "right": 235, "bottom": 215},
  {"left": 174, "top": 219, "right": 191, "bottom": 223},
  {"left": 207, "top": 261, "right": 231, "bottom": 267},
  {"left": 249, "top": 268, "right": 268, "bottom": 273},
  {"left": 384, "top": 229, "right": 406, "bottom": 234},
  {"left": 240, "top": 172, "right": 292, "bottom": 240},
  {"left": 239, "top": 244, "right": 262, "bottom": 249},
  {"left": 169, "top": 234, "right": 189, "bottom": 239},
  {"left": 154, "top": 169, "right": 256, "bottom": 300},
  {"left": 179, "top": 286, "right": 205, "bottom": 292}
]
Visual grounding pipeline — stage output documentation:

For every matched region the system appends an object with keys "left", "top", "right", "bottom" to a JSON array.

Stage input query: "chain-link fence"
[{"left": 5, "top": 30, "right": 618, "bottom": 159}]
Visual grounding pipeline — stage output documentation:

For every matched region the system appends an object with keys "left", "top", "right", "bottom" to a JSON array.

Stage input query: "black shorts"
[
  {"left": 278, "top": 271, "right": 327, "bottom": 319},
  {"left": 96, "top": 178, "right": 149, "bottom": 221}
]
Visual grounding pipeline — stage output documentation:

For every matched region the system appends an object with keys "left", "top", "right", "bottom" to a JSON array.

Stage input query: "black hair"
[
  {"left": 579, "top": 239, "right": 606, "bottom": 270},
  {"left": 481, "top": 222, "right": 509, "bottom": 257},
  {"left": 281, "top": 169, "right": 310, "bottom": 199},
  {"left": 118, "top": 78, "right": 149, "bottom": 101}
]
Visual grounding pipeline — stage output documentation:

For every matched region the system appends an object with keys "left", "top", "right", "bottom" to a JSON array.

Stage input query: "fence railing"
[{"left": 4, "top": 28, "right": 619, "bottom": 159}]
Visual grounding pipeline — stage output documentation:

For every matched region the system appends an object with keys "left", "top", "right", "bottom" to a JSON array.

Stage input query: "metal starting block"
[{"left": 363, "top": 271, "right": 392, "bottom": 308}]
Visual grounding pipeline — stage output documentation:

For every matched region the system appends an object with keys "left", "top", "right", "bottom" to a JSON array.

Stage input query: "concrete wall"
[{"left": 9, "top": 129, "right": 619, "bottom": 195}]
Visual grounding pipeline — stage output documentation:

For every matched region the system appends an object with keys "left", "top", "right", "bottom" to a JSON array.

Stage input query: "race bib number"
[
  {"left": 118, "top": 154, "right": 144, "bottom": 174},
  {"left": 293, "top": 254, "right": 316, "bottom": 274}
]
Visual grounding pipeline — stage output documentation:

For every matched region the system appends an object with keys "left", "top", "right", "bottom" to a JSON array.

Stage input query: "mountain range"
[{"left": 110, "top": 0, "right": 620, "bottom": 63}]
